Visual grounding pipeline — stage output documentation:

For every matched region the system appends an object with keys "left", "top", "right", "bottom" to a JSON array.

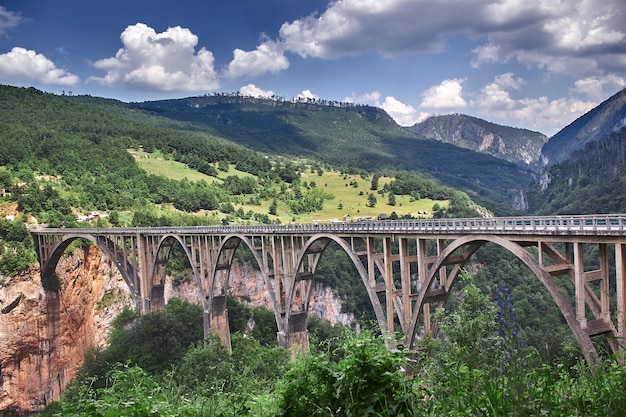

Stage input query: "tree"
[
  {"left": 370, "top": 174, "right": 379, "bottom": 191},
  {"left": 269, "top": 198, "right": 278, "bottom": 215},
  {"left": 388, "top": 192, "right": 396, "bottom": 206},
  {"left": 367, "top": 193, "right": 377, "bottom": 208}
]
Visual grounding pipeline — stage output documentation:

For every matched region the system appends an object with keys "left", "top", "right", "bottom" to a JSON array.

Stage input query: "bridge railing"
[{"left": 30, "top": 214, "right": 626, "bottom": 237}]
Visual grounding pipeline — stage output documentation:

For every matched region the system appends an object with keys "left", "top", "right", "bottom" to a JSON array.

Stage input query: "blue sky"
[{"left": 1, "top": 0, "right": 625, "bottom": 136}]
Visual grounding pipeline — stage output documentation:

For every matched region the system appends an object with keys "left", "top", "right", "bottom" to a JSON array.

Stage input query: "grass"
[
  {"left": 129, "top": 149, "right": 447, "bottom": 224},
  {"left": 131, "top": 148, "right": 215, "bottom": 183}
]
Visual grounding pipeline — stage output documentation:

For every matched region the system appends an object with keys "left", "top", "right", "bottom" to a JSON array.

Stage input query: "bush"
[{"left": 277, "top": 330, "right": 416, "bottom": 416}]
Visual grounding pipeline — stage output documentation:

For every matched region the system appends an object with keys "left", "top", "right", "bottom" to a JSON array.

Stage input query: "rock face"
[
  {"left": 406, "top": 113, "right": 548, "bottom": 166},
  {"left": 1, "top": 247, "right": 353, "bottom": 414},
  {"left": 0, "top": 246, "right": 134, "bottom": 414}
]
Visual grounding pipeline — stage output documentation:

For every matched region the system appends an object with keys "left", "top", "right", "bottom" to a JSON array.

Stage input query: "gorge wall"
[
  {"left": 0, "top": 246, "right": 352, "bottom": 415},
  {"left": 0, "top": 246, "right": 134, "bottom": 414}
]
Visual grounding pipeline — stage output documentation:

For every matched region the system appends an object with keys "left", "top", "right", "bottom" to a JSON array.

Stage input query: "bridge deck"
[{"left": 30, "top": 214, "right": 626, "bottom": 238}]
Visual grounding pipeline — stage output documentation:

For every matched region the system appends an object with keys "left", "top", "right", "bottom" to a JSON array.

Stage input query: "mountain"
[
  {"left": 405, "top": 114, "right": 548, "bottom": 166},
  {"left": 540, "top": 87, "right": 626, "bottom": 166},
  {"left": 524, "top": 88, "right": 626, "bottom": 214},
  {"left": 100, "top": 94, "right": 534, "bottom": 207}
]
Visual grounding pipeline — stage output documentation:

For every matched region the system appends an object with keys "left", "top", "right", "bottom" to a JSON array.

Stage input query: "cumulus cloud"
[
  {"left": 346, "top": 91, "right": 425, "bottom": 126},
  {"left": 470, "top": 73, "right": 596, "bottom": 135},
  {"left": 472, "top": 0, "right": 626, "bottom": 77},
  {"left": 239, "top": 83, "right": 274, "bottom": 98},
  {"left": 344, "top": 91, "right": 381, "bottom": 104},
  {"left": 297, "top": 89, "right": 319, "bottom": 100},
  {"left": 420, "top": 79, "right": 467, "bottom": 109},
  {"left": 92, "top": 23, "right": 219, "bottom": 92},
  {"left": 0, "top": 47, "right": 79, "bottom": 85},
  {"left": 379, "top": 96, "right": 423, "bottom": 126},
  {"left": 279, "top": 0, "right": 485, "bottom": 58},
  {"left": 0, "top": 6, "right": 22, "bottom": 36},
  {"left": 571, "top": 74, "right": 625, "bottom": 102},
  {"left": 224, "top": 39, "right": 289, "bottom": 78},
  {"left": 276, "top": 0, "right": 625, "bottom": 80}
]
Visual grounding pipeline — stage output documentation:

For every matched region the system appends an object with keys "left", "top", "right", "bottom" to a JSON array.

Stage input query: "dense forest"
[{"left": 527, "top": 127, "right": 626, "bottom": 214}]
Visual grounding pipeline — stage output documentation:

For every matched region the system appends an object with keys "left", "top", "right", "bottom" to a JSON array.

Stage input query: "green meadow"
[{"left": 131, "top": 149, "right": 446, "bottom": 224}]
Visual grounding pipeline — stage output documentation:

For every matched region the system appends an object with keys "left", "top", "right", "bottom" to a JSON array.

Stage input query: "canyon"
[{"left": 0, "top": 246, "right": 351, "bottom": 415}]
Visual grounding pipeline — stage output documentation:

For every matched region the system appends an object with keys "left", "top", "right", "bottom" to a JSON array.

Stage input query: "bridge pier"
[
  {"left": 277, "top": 311, "right": 309, "bottom": 351},
  {"left": 208, "top": 294, "right": 232, "bottom": 352}
]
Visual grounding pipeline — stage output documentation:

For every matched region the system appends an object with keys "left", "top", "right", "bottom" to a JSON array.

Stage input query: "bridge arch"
[
  {"left": 406, "top": 235, "right": 600, "bottom": 364},
  {"left": 204, "top": 234, "right": 280, "bottom": 348},
  {"left": 288, "top": 233, "right": 388, "bottom": 337},
  {"left": 209, "top": 234, "right": 266, "bottom": 294},
  {"left": 39, "top": 234, "right": 140, "bottom": 308},
  {"left": 146, "top": 234, "right": 202, "bottom": 311}
]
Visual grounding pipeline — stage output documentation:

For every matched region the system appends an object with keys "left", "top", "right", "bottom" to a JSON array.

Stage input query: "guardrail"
[{"left": 30, "top": 214, "right": 626, "bottom": 237}]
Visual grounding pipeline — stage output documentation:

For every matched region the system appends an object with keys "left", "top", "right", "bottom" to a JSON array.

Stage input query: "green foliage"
[
  {"left": 82, "top": 298, "right": 203, "bottom": 383},
  {"left": 127, "top": 94, "right": 528, "bottom": 206},
  {"left": 527, "top": 127, "right": 626, "bottom": 214},
  {"left": 367, "top": 192, "right": 377, "bottom": 208},
  {"left": 313, "top": 244, "right": 375, "bottom": 322},
  {"left": 0, "top": 216, "right": 37, "bottom": 275},
  {"left": 44, "top": 287, "right": 626, "bottom": 417},
  {"left": 277, "top": 330, "right": 416, "bottom": 417}
]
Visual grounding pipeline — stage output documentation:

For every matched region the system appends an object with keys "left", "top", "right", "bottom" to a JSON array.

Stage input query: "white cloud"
[
  {"left": 92, "top": 23, "right": 219, "bottom": 92},
  {"left": 473, "top": 0, "right": 626, "bottom": 78},
  {"left": 0, "top": 47, "right": 79, "bottom": 85},
  {"left": 275, "top": 0, "right": 625, "bottom": 82},
  {"left": 279, "top": 0, "right": 485, "bottom": 58},
  {"left": 0, "top": 6, "right": 22, "bottom": 36},
  {"left": 470, "top": 73, "right": 596, "bottom": 135},
  {"left": 297, "top": 89, "right": 319, "bottom": 100},
  {"left": 239, "top": 83, "right": 274, "bottom": 98},
  {"left": 224, "top": 39, "right": 289, "bottom": 78},
  {"left": 571, "top": 74, "right": 625, "bottom": 102},
  {"left": 379, "top": 96, "right": 422, "bottom": 126},
  {"left": 344, "top": 91, "right": 381, "bottom": 104},
  {"left": 471, "top": 43, "right": 502, "bottom": 68},
  {"left": 346, "top": 91, "right": 424, "bottom": 126},
  {"left": 420, "top": 79, "right": 467, "bottom": 109}
]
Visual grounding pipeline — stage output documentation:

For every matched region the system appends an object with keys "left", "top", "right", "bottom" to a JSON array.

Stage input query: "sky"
[{"left": 0, "top": 0, "right": 625, "bottom": 136}]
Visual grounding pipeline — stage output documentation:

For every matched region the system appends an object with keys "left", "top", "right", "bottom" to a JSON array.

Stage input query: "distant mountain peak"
[
  {"left": 405, "top": 114, "right": 547, "bottom": 166},
  {"left": 541, "top": 87, "right": 626, "bottom": 167}
]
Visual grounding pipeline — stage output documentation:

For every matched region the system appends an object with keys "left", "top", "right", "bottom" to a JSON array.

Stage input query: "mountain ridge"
[
  {"left": 405, "top": 113, "right": 548, "bottom": 166},
  {"left": 71, "top": 91, "right": 534, "bottom": 208},
  {"left": 540, "top": 87, "right": 626, "bottom": 166}
]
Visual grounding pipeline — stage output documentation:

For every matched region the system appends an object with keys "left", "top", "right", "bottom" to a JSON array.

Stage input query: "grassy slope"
[{"left": 132, "top": 149, "right": 446, "bottom": 224}]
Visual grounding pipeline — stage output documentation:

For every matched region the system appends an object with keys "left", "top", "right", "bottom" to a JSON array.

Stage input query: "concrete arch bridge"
[{"left": 31, "top": 214, "right": 626, "bottom": 364}]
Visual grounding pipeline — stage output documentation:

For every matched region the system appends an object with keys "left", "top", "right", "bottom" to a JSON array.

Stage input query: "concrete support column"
[
  {"left": 574, "top": 242, "right": 587, "bottom": 329},
  {"left": 616, "top": 244, "right": 626, "bottom": 350},
  {"left": 209, "top": 294, "right": 232, "bottom": 353},
  {"left": 278, "top": 311, "right": 309, "bottom": 352}
]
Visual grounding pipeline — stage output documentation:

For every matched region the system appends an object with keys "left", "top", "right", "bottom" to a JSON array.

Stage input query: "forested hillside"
[
  {"left": 75, "top": 93, "right": 533, "bottom": 208},
  {"left": 0, "top": 84, "right": 479, "bottom": 294},
  {"left": 526, "top": 127, "right": 626, "bottom": 214},
  {"left": 541, "top": 87, "right": 626, "bottom": 166}
]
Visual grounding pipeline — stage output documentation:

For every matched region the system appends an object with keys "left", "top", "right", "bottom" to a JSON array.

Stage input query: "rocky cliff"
[
  {"left": 1, "top": 247, "right": 352, "bottom": 414},
  {"left": 406, "top": 113, "right": 547, "bottom": 166},
  {"left": 0, "top": 246, "right": 134, "bottom": 414}
]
